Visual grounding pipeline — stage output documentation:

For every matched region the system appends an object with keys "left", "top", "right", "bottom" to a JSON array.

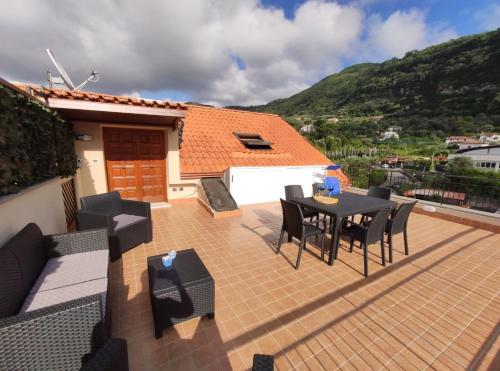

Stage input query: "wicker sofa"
[
  {"left": 76, "top": 191, "right": 153, "bottom": 261},
  {"left": 0, "top": 223, "right": 128, "bottom": 370}
]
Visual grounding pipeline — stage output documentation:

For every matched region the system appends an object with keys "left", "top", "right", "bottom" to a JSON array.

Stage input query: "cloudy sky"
[{"left": 1, "top": 0, "right": 499, "bottom": 106}]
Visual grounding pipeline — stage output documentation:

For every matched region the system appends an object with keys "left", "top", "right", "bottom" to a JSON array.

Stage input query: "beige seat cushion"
[
  {"left": 113, "top": 214, "right": 147, "bottom": 232},
  {"left": 29, "top": 250, "right": 108, "bottom": 294},
  {"left": 20, "top": 250, "right": 109, "bottom": 313},
  {"left": 20, "top": 278, "right": 107, "bottom": 313}
]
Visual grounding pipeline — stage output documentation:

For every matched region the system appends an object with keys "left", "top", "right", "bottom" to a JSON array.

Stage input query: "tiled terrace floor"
[{"left": 109, "top": 199, "right": 500, "bottom": 370}]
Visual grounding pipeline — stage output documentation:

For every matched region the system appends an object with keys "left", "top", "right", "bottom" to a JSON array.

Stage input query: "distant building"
[
  {"left": 379, "top": 156, "right": 400, "bottom": 167},
  {"left": 299, "top": 123, "right": 314, "bottom": 133},
  {"left": 457, "top": 141, "right": 487, "bottom": 150},
  {"left": 381, "top": 126, "right": 400, "bottom": 140},
  {"left": 479, "top": 132, "right": 500, "bottom": 144},
  {"left": 448, "top": 145, "right": 500, "bottom": 172},
  {"left": 445, "top": 136, "right": 489, "bottom": 150},
  {"left": 445, "top": 136, "right": 472, "bottom": 145}
]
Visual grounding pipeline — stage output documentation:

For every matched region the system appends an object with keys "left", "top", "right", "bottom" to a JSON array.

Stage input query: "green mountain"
[{"left": 234, "top": 29, "right": 500, "bottom": 121}]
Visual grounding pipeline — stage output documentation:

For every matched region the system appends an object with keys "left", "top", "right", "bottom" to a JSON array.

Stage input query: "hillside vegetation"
[{"left": 232, "top": 29, "right": 500, "bottom": 137}]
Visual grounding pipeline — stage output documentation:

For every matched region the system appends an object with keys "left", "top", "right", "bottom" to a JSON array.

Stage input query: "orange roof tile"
[
  {"left": 19, "top": 85, "right": 187, "bottom": 110},
  {"left": 12, "top": 83, "right": 347, "bottom": 184},
  {"left": 181, "top": 105, "right": 349, "bottom": 184}
]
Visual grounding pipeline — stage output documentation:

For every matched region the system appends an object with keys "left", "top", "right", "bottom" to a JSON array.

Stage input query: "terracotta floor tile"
[
  {"left": 272, "top": 327, "right": 296, "bottom": 349},
  {"left": 109, "top": 200, "right": 500, "bottom": 370},
  {"left": 165, "top": 353, "right": 197, "bottom": 371},
  {"left": 238, "top": 311, "right": 260, "bottom": 330}
]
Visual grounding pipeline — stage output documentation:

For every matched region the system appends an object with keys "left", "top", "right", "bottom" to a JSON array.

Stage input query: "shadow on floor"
[
  {"left": 468, "top": 320, "right": 500, "bottom": 370},
  {"left": 225, "top": 227, "right": 494, "bottom": 365},
  {"left": 110, "top": 256, "right": 230, "bottom": 370}
]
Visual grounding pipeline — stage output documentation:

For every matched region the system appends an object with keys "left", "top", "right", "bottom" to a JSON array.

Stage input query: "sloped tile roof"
[
  {"left": 181, "top": 105, "right": 348, "bottom": 184},
  {"left": 27, "top": 86, "right": 187, "bottom": 110},
  {"left": 12, "top": 83, "right": 347, "bottom": 183}
]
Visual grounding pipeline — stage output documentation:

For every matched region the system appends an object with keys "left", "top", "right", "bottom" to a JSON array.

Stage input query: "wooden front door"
[{"left": 103, "top": 127, "right": 167, "bottom": 202}]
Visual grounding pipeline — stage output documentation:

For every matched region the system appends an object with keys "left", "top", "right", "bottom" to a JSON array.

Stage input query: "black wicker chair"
[
  {"left": 0, "top": 224, "right": 128, "bottom": 370},
  {"left": 341, "top": 208, "right": 392, "bottom": 277},
  {"left": 285, "top": 185, "right": 319, "bottom": 218},
  {"left": 277, "top": 199, "right": 326, "bottom": 269},
  {"left": 360, "top": 186, "right": 392, "bottom": 223},
  {"left": 312, "top": 182, "right": 321, "bottom": 195},
  {"left": 252, "top": 354, "right": 274, "bottom": 370},
  {"left": 385, "top": 201, "right": 416, "bottom": 263},
  {"left": 76, "top": 191, "right": 152, "bottom": 260},
  {"left": 368, "top": 186, "right": 392, "bottom": 200},
  {"left": 312, "top": 182, "right": 329, "bottom": 196}
]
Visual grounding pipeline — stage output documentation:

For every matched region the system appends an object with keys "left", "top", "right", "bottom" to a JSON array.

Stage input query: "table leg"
[{"left": 328, "top": 216, "right": 342, "bottom": 265}]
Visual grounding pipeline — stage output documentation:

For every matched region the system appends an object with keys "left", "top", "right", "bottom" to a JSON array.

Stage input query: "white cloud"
[
  {"left": 362, "top": 9, "right": 457, "bottom": 61},
  {"left": 474, "top": 2, "right": 500, "bottom": 31},
  {"left": 0, "top": 0, "right": 458, "bottom": 106}
]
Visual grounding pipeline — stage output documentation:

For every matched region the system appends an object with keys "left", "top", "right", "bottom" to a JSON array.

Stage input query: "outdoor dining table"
[{"left": 292, "top": 192, "right": 396, "bottom": 265}]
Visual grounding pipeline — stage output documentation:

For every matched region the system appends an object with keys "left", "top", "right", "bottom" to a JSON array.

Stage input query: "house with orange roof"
[{"left": 15, "top": 84, "right": 346, "bottom": 206}]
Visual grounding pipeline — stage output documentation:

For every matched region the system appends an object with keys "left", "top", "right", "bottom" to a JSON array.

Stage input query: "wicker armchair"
[
  {"left": 0, "top": 225, "right": 128, "bottom": 370},
  {"left": 76, "top": 191, "right": 152, "bottom": 260}
]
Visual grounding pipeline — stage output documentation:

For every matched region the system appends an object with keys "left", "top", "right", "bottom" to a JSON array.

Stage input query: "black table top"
[
  {"left": 147, "top": 249, "right": 213, "bottom": 295},
  {"left": 292, "top": 191, "right": 396, "bottom": 217}
]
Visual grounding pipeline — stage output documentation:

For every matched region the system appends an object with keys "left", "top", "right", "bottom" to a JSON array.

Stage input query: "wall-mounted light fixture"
[{"left": 76, "top": 134, "right": 93, "bottom": 142}]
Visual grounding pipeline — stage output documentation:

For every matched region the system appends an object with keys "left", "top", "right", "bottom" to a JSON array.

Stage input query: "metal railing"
[{"left": 343, "top": 166, "right": 500, "bottom": 213}]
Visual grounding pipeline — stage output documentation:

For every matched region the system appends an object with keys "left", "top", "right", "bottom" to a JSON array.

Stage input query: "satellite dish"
[{"left": 46, "top": 49, "right": 99, "bottom": 91}]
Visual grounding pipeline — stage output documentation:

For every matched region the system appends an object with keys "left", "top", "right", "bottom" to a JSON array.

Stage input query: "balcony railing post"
[{"left": 442, "top": 175, "right": 447, "bottom": 205}]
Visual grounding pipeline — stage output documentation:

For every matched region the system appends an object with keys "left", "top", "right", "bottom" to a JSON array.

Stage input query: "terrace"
[
  {"left": 1, "top": 80, "right": 499, "bottom": 370},
  {"left": 110, "top": 199, "right": 500, "bottom": 370}
]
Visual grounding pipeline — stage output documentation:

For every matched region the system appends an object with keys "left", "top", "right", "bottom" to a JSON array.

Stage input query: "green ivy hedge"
[{"left": 0, "top": 84, "right": 77, "bottom": 196}]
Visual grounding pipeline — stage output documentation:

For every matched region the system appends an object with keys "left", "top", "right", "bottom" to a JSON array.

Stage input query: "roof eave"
[
  {"left": 47, "top": 98, "right": 185, "bottom": 118},
  {"left": 46, "top": 98, "right": 184, "bottom": 126}
]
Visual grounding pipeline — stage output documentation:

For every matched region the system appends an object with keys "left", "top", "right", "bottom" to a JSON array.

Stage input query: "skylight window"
[{"left": 234, "top": 132, "right": 272, "bottom": 149}]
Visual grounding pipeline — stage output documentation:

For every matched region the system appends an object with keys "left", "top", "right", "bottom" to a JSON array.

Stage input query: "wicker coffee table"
[{"left": 147, "top": 249, "right": 215, "bottom": 339}]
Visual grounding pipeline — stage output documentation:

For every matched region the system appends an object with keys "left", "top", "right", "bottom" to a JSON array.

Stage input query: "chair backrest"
[
  {"left": 280, "top": 199, "right": 304, "bottom": 239},
  {"left": 366, "top": 208, "right": 392, "bottom": 244},
  {"left": 324, "top": 176, "right": 341, "bottom": 195},
  {"left": 284, "top": 185, "right": 304, "bottom": 201},
  {"left": 367, "top": 186, "right": 391, "bottom": 200},
  {"left": 0, "top": 223, "right": 46, "bottom": 317},
  {"left": 312, "top": 183, "right": 329, "bottom": 196},
  {"left": 389, "top": 201, "right": 416, "bottom": 235},
  {"left": 80, "top": 191, "right": 122, "bottom": 216}
]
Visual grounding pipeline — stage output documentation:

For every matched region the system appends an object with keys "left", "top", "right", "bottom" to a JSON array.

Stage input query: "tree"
[
  {"left": 481, "top": 124, "right": 494, "bottom": 133},
  {"left": 326, "top": 135, "right": 342, "bottom": 152},
  {"left": 445, "top": 156, "right": 474, "bottom": 175},
  {"left": 312, "top": 119, "right": 335, "bottom": 151}
]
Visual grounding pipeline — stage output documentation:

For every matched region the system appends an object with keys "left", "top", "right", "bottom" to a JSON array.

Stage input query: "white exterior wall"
[
  {"left": 0, "top": 178, "right": 67, "bottom": 246},
  {"left": 225, "top": 166, "right": 327, "bottom": 205},
  {"left": 449, "top": 147, "right": 500, "bottom": 172},
  {"left": 479, "top": 134, "right": 500, "bottom": 143}
]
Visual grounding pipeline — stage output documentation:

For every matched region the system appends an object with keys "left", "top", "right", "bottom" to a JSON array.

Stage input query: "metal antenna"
[{"left": 46, "top": 49, "right": 99, "bottom": 91}]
